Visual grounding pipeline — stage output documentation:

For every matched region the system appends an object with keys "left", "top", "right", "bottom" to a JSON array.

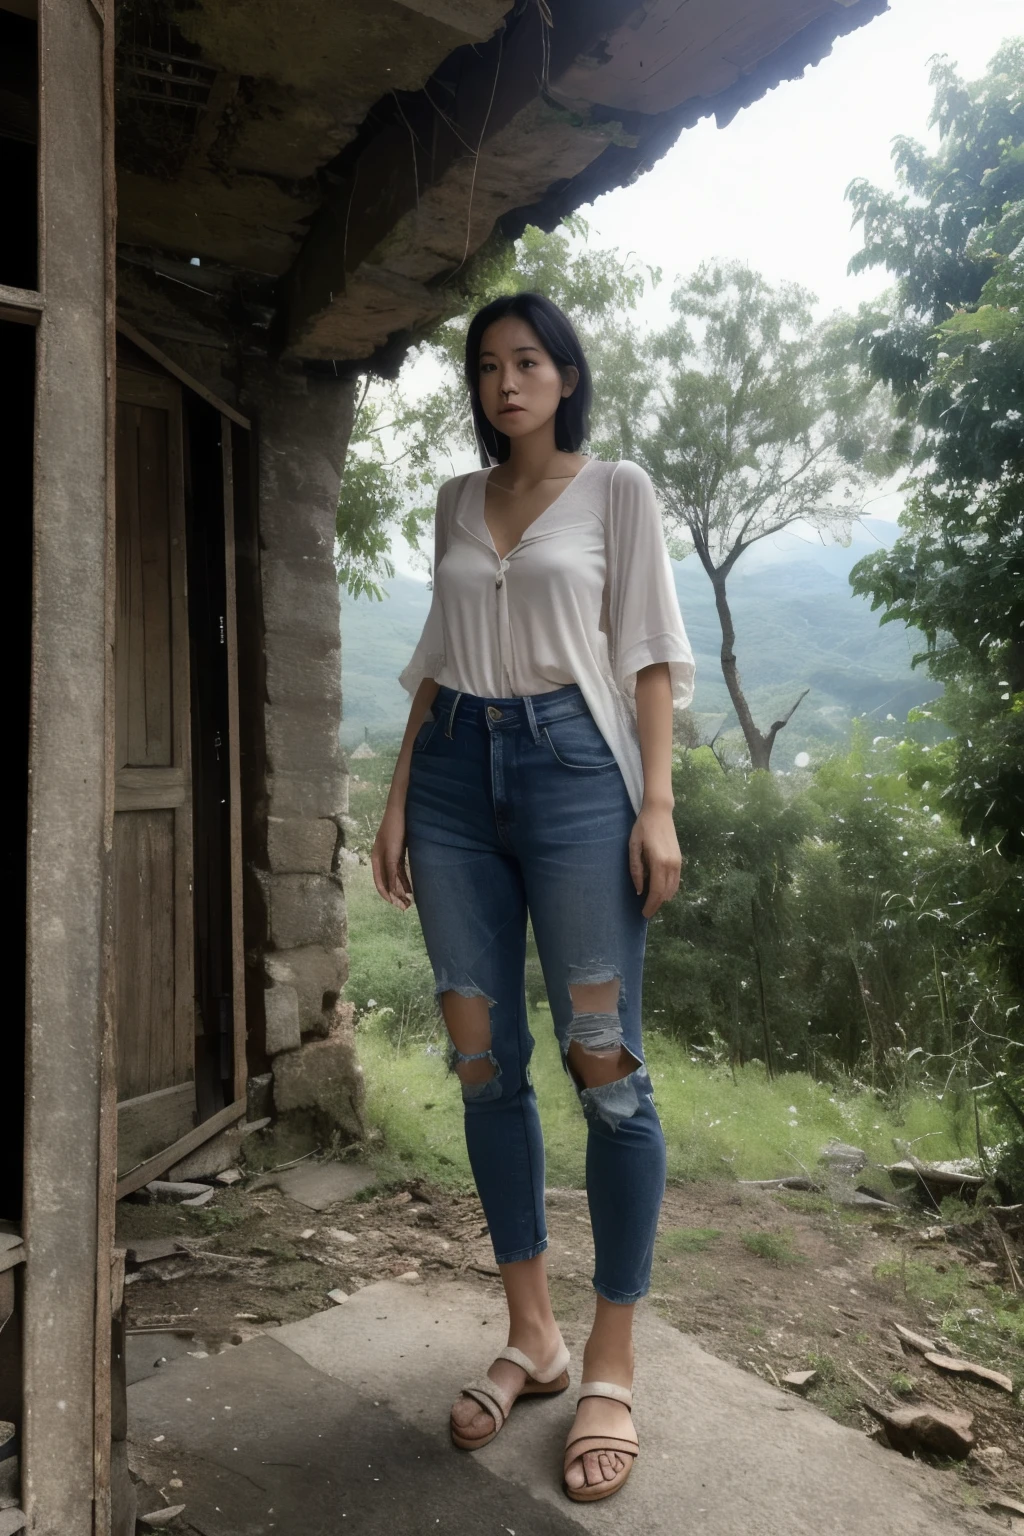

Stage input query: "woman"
[{"left": 370, "top": 291, "right": 694, "bottom": 1503}]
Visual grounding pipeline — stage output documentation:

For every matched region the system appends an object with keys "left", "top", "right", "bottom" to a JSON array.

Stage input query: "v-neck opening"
[{"left": 481, "top": 456, "right": 595, "bottom": 561}]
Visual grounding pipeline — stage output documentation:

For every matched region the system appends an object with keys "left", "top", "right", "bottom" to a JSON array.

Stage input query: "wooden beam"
[
  {"left": 0, "top": 284, "right": 43, "bottom": 326},
  {"left": 223, "top": 425, "right": 249, "bottom": 1103},
  {"left": 116, "top": 319, "right": 251, "bottom": 430},
  {"left": 0, "top": 1246, "right": 26, "bottom": 1276},
  {"left": 115, "top": 1097, "right": 246, "bottom": 1200},
  {"left": 114, "top": 766, "right": 186, "bottom": 811}
]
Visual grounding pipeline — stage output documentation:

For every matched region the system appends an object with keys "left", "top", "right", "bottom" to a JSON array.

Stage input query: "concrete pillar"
[{"left": 241, "top": 363, "right": 364, "bottom": 1136}]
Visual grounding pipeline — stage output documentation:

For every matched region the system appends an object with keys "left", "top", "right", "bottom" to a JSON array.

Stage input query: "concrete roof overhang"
[{"left": 113, "top": 0, "right": 888, "bottom": 369}]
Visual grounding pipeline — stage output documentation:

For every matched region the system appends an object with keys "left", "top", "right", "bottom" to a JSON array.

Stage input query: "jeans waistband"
[{"left": 433, "top": 681, "right": 590, "bottom": 740}]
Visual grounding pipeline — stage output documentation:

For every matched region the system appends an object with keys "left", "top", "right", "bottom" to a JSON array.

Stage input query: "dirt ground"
[{"left": 119, "top": 1165, "right": 1024, "bottom": 1522}]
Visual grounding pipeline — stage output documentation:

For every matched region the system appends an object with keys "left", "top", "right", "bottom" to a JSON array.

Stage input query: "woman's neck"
[{"left": 498, "top": 428, "right": 578, "bottom": 488}]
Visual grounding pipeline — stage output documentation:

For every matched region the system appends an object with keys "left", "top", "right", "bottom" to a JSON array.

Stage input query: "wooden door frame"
[
  {"left": 22, "top": 1, "right": 113, "bottom": 1531},
  {"left": 112, "top": 338, "right": 250, "bottom": 1199}
]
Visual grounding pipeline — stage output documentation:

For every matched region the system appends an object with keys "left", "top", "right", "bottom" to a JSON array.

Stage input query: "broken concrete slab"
[
  {"left": 251, "top": 1160, "right": 376, "bottom": 1210},
  {"left": 124, "top": 1238, "right": 187, "bottom": 1268},
  {"left": 273, "top": 1279, "right": 993, "bottom": 1536},
  {"left": 145, "top": 1181, "right": 213, "bottom": 1203},
  {"left": 128, "top": 1334, "right": 588, "bottom": 1536}
]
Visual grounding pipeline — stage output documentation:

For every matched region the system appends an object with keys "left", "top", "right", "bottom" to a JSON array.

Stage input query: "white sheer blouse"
[{"left": 398, "top": 457, "right": 696, "bottom": 815}]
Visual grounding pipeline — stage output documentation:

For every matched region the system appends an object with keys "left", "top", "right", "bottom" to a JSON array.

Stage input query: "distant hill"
[{"left": 339, "top": 518, "right": 940, "bottom": 760}]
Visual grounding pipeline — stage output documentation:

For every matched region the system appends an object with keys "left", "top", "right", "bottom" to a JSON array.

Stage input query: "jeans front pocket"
[
  {"left": 412, "top": 714, "right": 440, "bottom": 753},
  {"left": 541, "top": 712, "right": 617, "bottom": 771}
]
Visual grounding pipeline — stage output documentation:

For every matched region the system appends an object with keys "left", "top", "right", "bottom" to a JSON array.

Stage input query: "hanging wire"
[
  {"left": 447, "top": 23, "right": 505, "bottom": 282},
  {"left": 391, "top": 89, "right": 422, "bottom": 209}
]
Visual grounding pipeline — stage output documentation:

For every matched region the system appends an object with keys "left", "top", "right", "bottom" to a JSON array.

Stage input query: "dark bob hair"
[{"left": 464, "top": 292, "right": 592, "bottom": 466}]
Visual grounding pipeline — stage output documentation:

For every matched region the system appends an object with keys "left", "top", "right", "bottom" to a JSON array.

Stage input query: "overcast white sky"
[
  {"left": 388, "top": 0, "right": 1020, "bottom": 575},
  {"left": 583, "top": 0, "right": 1020, "bottom": 322}
]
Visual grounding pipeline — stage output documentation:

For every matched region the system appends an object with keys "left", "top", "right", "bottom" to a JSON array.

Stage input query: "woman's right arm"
[{"left": 370, "top": 679, "right": 440, "bottom": 910}]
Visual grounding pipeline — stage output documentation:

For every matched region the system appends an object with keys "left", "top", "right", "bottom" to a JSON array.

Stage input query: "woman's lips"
[{"left": 499, "top": 405, "right": 525, "bottom": 414}]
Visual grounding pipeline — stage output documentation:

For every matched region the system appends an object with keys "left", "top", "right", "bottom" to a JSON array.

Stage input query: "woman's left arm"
[{"left": 630, "top": 661, "right": 683, "bottom": 918}]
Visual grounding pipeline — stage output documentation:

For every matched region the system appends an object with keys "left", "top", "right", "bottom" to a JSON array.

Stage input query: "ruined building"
[{"left": 0, "top": 0, "right": 887, "bottom": 1529}]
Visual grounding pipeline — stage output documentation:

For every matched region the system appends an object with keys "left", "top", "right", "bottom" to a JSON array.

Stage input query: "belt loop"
[
  {"left": 523, "top": 694, "right": 542, "bottom": 746},
  {"left": 445, "top": 691, "right": 462, "bottom": 738}
]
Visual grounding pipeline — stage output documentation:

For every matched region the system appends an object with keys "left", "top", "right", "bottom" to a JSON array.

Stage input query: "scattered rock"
[
  {"left": 985, "top": 1494, "right": 1024, "bottom": 1519},
  {"left": 327, "top": 1228, "right": 358, "bottom": 1244},
  {"left": 922, "top": 1353, "right": 1013, "bottom": 1392},
  {"left": 820, "top": 1142, "right": 868, "bottom": 1175},
  {"left": 395, "top": 1271, "right": 422, "bottom": 1283},
  {"left": 299, "top": 1228, "right": 315, "bottom": 1240},
  {"left": 138, "top": 1506, "right": 187, "bottom": 1528},
  {"left": 737, "top": 1176, "right": 821, "bottom": 1191},
  {"left": 892, "top": 1323, "right": 937, "bottom": 1354},
  {"left": 864, "top": 1401, "right": 974, "bottom": 1460},
  {"left": 180, "top": 1188, "right": 215, "bottom": 1208},
  {"left": 142, "top": 1259, "right": 195, "bottom": 1283},
  {"left": 974, "top": 1446, "right": 1007, "bottom": 1473},
  {"left": 215, "top": 1168, "right": 242, "bottom": 1186},
  {"left": 917, "top": 1225, "right": 947, "bottom": 1242},
  {"left": 124, "top": 1238, "right": 187, "bottom": 1267},
  {"left": 145, "top": 1181, "right": 213, "bottom": 1203},
  {"left": 781, "top": 1370, "right": 817, "bottom": 1392},
  {"left": 251, "top": 1161, "right": 376, "bottom": 1211},
  {"left": 327, "top": 1289, "right": 348, "bottom": 1305},
  {"left": 848, "top": 1191, "right": 900, "bottom": 1211}
]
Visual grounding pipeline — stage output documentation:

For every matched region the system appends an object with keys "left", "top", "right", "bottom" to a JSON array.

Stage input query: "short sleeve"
[
  {"left": 607, "top": 460, "right": 696, "bottom": 709},
  {"left": 398, "top": 480, "right": 453, "bottom": 696}
]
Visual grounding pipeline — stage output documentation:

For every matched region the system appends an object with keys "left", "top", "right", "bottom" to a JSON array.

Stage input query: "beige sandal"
[
  {"left": 562, "top": 1381, "right": 639, "bottom": 1502},
  {"left": 451, "top": 1340, "right": 571, "bottom": 1450}
]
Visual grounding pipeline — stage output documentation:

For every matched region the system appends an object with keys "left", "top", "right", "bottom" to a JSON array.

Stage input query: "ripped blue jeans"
[{"left": 405, "top": 682, "right": 667, "bottom": 1304}]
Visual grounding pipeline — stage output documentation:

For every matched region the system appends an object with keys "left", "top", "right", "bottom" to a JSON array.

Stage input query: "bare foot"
[{"left": 450, "top": 1319, "right": 565, "bottom": 1443}]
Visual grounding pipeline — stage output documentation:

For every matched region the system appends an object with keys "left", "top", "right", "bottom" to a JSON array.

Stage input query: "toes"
[
  {"left": 582, "top": 1452, "right": 604, "bottom": 1486},
  {"left": 565, "top": 1456, "right": 586, "bottom": 1491},
  {"left": 450, "top": 1398, "right": 494, "bottom": 1439}
]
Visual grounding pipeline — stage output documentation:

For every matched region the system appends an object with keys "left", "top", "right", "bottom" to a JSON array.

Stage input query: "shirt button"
[{"left": 487, "top": 706, "right": 503, "bottom": 721}]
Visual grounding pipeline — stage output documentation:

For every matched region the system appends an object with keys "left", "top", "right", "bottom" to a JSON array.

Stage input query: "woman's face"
[{"left": 476, "top": 314, "right": 577, "bottom": 444}]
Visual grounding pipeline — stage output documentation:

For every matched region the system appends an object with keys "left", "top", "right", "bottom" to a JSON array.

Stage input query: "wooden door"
[{"left": 113, "top": 369, "right": 196, "bottom": 1175}]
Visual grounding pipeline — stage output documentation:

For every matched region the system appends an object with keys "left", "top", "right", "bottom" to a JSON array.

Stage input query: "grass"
[
  {"left": 741, "top": 1230, "right": 806, "bottom": 1265},
  {"left": 658, "top": 1226, "right": 724, "bottom": 1255},
  {"left": 872, "top": 1253, "right": 1024, "bottom": 1387},
  {"left": 343, "top": 856, "right": 986, "bottom": 1193}
]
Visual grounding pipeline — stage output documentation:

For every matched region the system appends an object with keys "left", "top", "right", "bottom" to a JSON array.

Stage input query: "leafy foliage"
[
  {"left": 647, "top": 730, "right": 1020, "bottom": 1155},
  {"left": 847, "top": 41, "right": 1024, "bottom": 862}
]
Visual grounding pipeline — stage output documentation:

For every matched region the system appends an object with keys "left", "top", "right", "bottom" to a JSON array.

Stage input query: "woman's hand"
[
  {"left": 629, "top": 803, "right": 683, "bottom": 918},
  {"left": 371, "top": 801, "right": 414, "bottom": 911}
]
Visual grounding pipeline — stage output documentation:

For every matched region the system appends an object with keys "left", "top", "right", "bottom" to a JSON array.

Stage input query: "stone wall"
[{"left": 241, "top": 363, "right": 365, "bottom": 1139}]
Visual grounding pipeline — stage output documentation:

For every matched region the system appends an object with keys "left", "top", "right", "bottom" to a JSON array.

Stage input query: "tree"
[
  {"left": 335, "top": 218, "right": 656, "bottom": 597},
  {"left": 847, "top": 41, "right": 1024, "bottom": 864},
  {"left": 846, "top": 39, "right": 1024, "bottom": 1181},
  {"left": 629, "top": 262, "right": 901, "bottom": 769}
]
